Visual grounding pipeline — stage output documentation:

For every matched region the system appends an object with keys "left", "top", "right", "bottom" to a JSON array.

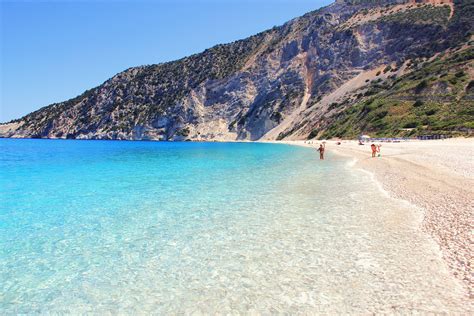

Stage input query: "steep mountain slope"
[
  {"left": 317, "top": 46, "right": 474, "bottom": 139},
  {"left": 1, "top": 0, "right": 472, "bottom": 140}
]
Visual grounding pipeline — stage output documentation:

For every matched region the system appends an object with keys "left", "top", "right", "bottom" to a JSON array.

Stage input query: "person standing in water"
[{"left": 317, "top": 143, "right": 325, "bottom": 160}]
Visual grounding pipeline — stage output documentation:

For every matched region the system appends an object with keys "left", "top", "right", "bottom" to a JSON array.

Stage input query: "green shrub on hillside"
[
  {"left": 318, "top": 46, "right": 474, "bottom": 139},
  {"left": 413, "top": 100, "right": 424, "bottom": 107}
]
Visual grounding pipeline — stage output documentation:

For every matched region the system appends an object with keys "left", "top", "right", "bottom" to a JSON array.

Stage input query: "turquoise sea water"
[{"left": 0, "top": 139, "right": 470, "bottom": 313}]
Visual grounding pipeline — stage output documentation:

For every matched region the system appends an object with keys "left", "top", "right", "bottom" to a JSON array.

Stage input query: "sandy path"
[{"left": 275, "top": 138, "right": 474, "bottom": 298}]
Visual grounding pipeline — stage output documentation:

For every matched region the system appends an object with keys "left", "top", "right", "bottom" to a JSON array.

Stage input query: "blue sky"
[{"left": 1, "top": 0, "right": 332, "bottom": 122}]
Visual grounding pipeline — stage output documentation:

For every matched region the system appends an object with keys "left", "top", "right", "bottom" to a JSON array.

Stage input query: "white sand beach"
[{"left": 280, "top": 138, "right": 474, "bottom": 298}]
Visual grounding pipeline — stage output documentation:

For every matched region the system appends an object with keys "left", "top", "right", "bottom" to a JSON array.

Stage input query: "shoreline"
[
  {"left": 2, "top": 137, "right": 473, "bottom": 312},
  {"left": 2, "top": 137, "right": 472, "bottom": 298},
  {"left": 275, "top": 138, "right": 474, "bottom": 298}
]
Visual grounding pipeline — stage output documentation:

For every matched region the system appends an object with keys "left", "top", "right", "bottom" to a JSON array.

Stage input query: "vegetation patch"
[
  {"left": 319, "top": 47, "right": 474, "bottom": 139},
  {"left": 376, "top": 5, "right": 451, "bottom": 26}
]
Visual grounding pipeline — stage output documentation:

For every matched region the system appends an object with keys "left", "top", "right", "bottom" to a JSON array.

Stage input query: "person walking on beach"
[
  {"left": 377, "top": 144, "right": 382, "bottom": 157},
  {"left": 317, "top": 143, "right": 325, "bottom": 160},
  {"left": 371, "top": 143, "right": 377, "bottom": 158}
]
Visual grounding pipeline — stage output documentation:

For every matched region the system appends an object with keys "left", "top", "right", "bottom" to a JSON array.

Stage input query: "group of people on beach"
[{"left": 311, "top": 141, "right": 381, "bottom": 160}]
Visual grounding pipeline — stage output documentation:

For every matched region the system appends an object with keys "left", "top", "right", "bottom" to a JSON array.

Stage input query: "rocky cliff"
[{"left": 1, "top": 0, "right": 472, "bottom": 140}]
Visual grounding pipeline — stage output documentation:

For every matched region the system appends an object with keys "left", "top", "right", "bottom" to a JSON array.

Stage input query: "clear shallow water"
[{"left": 0, "top": 139, "right": 470, "bottom": 313}]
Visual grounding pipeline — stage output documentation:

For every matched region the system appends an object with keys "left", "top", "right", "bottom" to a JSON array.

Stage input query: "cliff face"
[{"left": 1, "top": 0, "right": 472, "bottom": 141}]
